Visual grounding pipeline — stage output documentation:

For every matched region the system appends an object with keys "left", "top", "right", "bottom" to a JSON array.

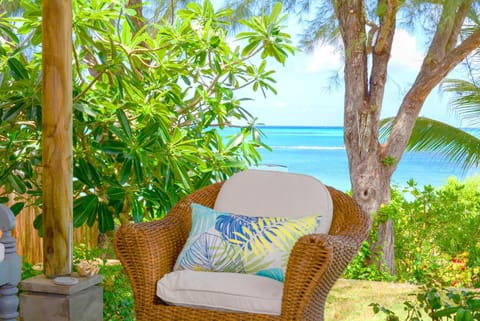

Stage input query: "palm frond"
[
  {"left": 380, "top": 117, "right": 480, "bottom": 173},
  {"left": 442, "top": 79, "right": 480, "bottom": 127}
]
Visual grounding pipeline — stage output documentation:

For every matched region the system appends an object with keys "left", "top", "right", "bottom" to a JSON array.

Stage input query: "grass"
[{"left": 326, "top": 278, "right": 419, "bottom": 321}]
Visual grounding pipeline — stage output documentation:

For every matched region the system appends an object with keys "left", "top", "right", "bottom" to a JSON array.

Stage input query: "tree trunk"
[
  {"left": 334, "top": 0, "right": 398, "bottom": 273},
  {"left": 349, "top": 155, "right": 395, "bottom": 273},
  {"left": 376, "top": 218, "right": 395, "bottom": 274}
]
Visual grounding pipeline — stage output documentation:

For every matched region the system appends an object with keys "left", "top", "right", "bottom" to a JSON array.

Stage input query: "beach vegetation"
[
  {"left": 372, "top": 284, "right": 480, "bottom": 321},
  {"left": 346, "top": 176, "right": 480, "bottom": 289},
  {"left": 388, "top": 177, "right": 480, "bottom": 289},
  {"left": 0, "top": 0, "right": 294, "bottom": 232},
  {"left": 224, "top": 0, "right": 480, "bottom": 275},
  {"left": 382, "top": 156, "right": 398, "bottom": 167}
]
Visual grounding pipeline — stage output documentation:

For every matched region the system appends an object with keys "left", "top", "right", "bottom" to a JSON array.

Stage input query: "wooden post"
[{"left": 42, "top": 0, "right": 73, "bottom": 278}]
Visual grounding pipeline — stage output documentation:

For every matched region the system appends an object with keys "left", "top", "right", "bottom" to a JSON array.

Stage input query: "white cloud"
[
  {"left": 390, "top": 29, "right": 424, "bottom": 71},
  {"left": 302, "top": 29, "right": 424, "bottom": 74},
  {"left": 304, "top": 44, "right": 343, "bottom": 73}
]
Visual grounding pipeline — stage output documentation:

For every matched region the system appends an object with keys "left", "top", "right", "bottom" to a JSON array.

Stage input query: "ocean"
[{"left": 228, "top": 126, "right": 480, "bottom": 192}]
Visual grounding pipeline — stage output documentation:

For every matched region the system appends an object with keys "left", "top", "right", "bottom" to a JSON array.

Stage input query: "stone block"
[{"left": 19, "top": 275, "right": 103, "bottom": 321}]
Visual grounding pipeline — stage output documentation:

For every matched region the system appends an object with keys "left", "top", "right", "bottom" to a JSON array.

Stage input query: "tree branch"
[
  {"left": 333, "top": 0, "right": 369, "bottom": 159},
  {"left": 384, "top": 28, "right": 480, "bottom": 166},
  {"left": 367, "top": 0, "right": 397, "bottom": 142},
  {"left": 72, "top": 46, "right": 86, "bottom": 85},
  {"left": 427, "top": 1, "right": 461, "bottom": 64},
  {"left": 366, "top": 21, "right": 378, "bottom": 55},
  {"left": 446, "top": 0, "right": 473, "bottom": 53},
  {"left": 443, "top": 28, "right": 480, "bottom": 74},
  {"left": 374, "top": 0, "right": 398, "bottom": 54},
  {"left": 73, "top": 70, "right": 108, "bottom": 102}
]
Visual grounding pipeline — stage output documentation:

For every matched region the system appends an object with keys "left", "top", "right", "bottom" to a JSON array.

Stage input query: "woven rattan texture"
[{"left": 114, "top": 182, "right": 371, "bottom": 321}]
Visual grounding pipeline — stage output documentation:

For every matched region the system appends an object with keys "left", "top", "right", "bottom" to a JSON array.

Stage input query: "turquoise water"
[{"left": 228, "top": 126, "right": 479, "bottom": 192}]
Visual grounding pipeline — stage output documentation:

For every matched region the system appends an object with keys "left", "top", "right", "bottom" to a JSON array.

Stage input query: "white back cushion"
[{"left": 214, "top": 170, "right": 333, "bottom": 234}]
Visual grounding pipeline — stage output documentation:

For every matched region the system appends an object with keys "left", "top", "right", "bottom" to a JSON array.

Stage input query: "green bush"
[
  {"left": 343, "top": 240, "right": 396, "bottom": 282},
  {"left": 385, "top": 176, "right": 480, "bottom": 288},
  {"left": 21, "top": 261, "right": 43, "bottom": 280},
  {"left": 371, "top": 283, "right": 480, "bottom": 321},
  {"left": 101, "top": 263, "right": 135, "bottom": 321},
  {"left": 345, "top": 176, "right": 480, "bottom": 288}
]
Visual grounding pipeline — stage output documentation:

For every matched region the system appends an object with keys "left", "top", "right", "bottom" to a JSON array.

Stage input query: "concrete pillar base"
[{"left": 19, "top": 274, "right": 103, "bottom": 321}]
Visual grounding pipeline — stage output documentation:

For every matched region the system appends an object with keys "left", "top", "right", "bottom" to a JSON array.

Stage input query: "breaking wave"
[{"left": 269, "top": 145, "right": 346, "bottom": 151}]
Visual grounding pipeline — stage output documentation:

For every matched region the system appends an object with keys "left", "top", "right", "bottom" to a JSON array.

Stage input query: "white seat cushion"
[
  {"left": 0, "top": 243, "right": 4, "bottom": 263},
  {"left": 156, "top": 270, "right": 283, "bottom": 315},
  {"left": 214, "top": 169, "right": 333, "bottom": 234}
]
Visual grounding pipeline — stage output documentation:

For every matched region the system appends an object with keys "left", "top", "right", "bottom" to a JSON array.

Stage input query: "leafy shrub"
[
  {"left": 101, "top": 263, "right": 135, "bottom": 321},
  {"left": 371, "top": 283, "right": 480, "bottom": 321},
  {"left": 344, "top": 239, "right": 396, "bottom": 282},
  {"left": 346, "top": 176, "right": 480, "bottom": 288},
  {"left": 386, "top": 176, "right": 480, "bottom": 288},
  {"left": 21, "top": 261, "right": 43, "bottom": 280}
]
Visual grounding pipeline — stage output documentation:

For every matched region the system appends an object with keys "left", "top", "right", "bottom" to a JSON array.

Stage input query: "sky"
[{"left": 237, "top": 18, "right": 466, "bottom": 127}]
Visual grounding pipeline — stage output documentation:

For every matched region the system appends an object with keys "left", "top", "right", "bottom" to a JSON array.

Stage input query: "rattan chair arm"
[
  {"left": 280, "top": 234, "right": 331, "bottom": 320},
  {"left": 326, "top": 186, "right": 372, "bottom": 242},
  {"left": 114, "top": 182, "right": 225, "bottom": 314},
  {"left": 114, "top": 214, "right": 187, "bottom": 311},
  {"left": 281, "top": 232, "right": 364, "bottom": 321}
]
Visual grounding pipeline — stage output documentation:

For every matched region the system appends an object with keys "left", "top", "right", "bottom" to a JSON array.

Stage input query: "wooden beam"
[{"left": 42, "top": 0, "right": 73, "bottom": 278}]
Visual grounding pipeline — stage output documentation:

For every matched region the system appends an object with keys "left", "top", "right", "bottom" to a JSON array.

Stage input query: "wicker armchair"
[{"left": 114, "top": 181, "right": 371, "bottom": 321}]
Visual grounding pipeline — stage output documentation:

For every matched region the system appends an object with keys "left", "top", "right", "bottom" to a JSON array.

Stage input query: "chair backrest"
[{"left": 214, "top": 169, "right": 333, "bottom": 234}]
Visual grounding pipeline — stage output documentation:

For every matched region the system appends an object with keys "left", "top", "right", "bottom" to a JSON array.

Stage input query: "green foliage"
[
  {"left": 344, "top": 192, "right": 398, "bottom": 282},
  {"left": 101, "top": 263, "right": 136, "bottom": 321},
  {"left": 343, "top": 240, "right": 396, "bottom": 282},
  {"left": 387, "top": 177, "right": 480, "bottom": 288},
  {"left": 0, "top": 0, "right": 295, "bottom": 232},
  {"left": 21, "top": 261, "right": 43, "bottom": 280},
  {"left": 371, "top": 283, "right": 480, "bottom": 321},
  {"left": 383, "top": 156, "right": 398, "bottom": 167},
  {"left": 345, "top": 176, "right": 480, "bottom": 288}
]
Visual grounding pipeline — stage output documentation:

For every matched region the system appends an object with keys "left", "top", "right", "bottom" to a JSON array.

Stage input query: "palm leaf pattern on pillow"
[
  {"left": 175, "top": 232, "right": 245, "bottom": 272},
  {"left": 242, "top": 251, "right": 275, "bottom": 274},
  {"left": 215, "top": 214, "right": 317, "bottom": 257},
  {"left": 190, "top": 204, "right": 217, "bottom": 237},
  {"left": 256, "top": 268, "right": 285, "bottom": 282}
]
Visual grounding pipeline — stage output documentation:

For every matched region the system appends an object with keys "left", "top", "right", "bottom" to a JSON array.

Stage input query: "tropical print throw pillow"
[{"left": 173, "top": 203, "right": 322, "bottom": 282}]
